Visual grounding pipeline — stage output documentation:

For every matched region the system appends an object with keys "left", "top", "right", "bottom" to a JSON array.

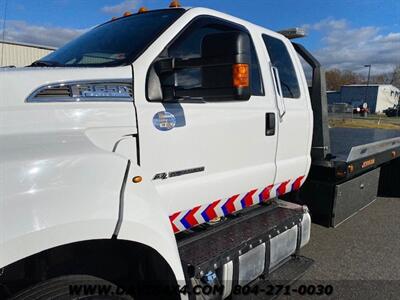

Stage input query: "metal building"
[
  {"left": 327, "top": 84, "right": 400, "bottom": 113},
  {"left": 0, "top": 40, "right": 55, "bottom": 68}
]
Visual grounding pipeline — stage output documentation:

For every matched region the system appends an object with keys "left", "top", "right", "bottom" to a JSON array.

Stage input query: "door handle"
[{"left": 266, "top": 113, "right": 276, "bottom": 136}]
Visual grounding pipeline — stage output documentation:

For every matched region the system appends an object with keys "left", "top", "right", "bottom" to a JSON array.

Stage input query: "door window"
[{"left": 262, "top": 34, "right": 300, "bottom": 98}]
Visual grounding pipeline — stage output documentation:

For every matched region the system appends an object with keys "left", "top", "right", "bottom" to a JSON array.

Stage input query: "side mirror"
[{"left": 148, "top": 31, "right": 252, "bottom": 101}]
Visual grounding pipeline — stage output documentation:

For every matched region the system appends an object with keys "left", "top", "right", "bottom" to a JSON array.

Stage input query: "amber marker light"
[
  {"left": 169, "top": 0, "right": 181, "bottom": 8},
  {"left": 336, "top": 170, "right": 346, "bottom": 178},
  {"left": 123, "top": 11, "right": 132, "bottom": 17},
  {"left": 348, "top": 164, "right": 354, "bottom": 173},
  {"left": 233, "top": 64, "right": 249, "bottom": 88},
  {"left": 138, "top": 7, "right": 148, "bottom": 13},
  {"left": 132, "top": 176, "right": 143, "bottom": 183}
]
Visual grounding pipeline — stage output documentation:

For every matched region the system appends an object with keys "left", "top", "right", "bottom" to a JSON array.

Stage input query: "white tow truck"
[{"left": 1, "top": 3, "right": 331, "bottom": 299}]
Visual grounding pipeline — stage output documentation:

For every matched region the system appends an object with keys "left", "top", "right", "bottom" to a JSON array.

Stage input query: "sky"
[{"left": 0, "top": 0, "right": 399, "bottom": 74}]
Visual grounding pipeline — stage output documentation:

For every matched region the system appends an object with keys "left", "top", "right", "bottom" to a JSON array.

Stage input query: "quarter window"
[{"left": 262, "top": 34, "right": 300, "bottom": 98}]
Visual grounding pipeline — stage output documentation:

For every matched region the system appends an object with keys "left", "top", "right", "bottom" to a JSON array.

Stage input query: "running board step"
[
  {"left": 248, "top": 255, "right": 314, "bottom": 300},
  {"left": 177, "top": 201, "right": 311, "bottom": 299}
]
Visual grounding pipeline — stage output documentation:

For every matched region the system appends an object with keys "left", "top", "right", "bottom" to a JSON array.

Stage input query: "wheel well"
[{"left": 0, "top": 239, "right": 180, "bottom": 299}]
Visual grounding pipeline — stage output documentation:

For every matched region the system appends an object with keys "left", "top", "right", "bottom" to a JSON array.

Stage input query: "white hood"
[
  {"left": 0, "top": 66, "right": 135, "bottom": 136},
  {"left": 0, "top": 66, "right": 132, "bottom": 107}
]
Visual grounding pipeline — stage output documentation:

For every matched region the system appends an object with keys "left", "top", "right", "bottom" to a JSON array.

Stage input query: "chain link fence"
[
  {"left": 328, "top": 103, "right": 354, "bottom": 119},
  {"left": 328, "top": 103, "right": 400, "bottom": 129}
]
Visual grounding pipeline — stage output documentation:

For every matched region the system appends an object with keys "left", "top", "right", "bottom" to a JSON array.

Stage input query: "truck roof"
[{"left": 103, "top": 6, "right": 286, "bottom": 42}]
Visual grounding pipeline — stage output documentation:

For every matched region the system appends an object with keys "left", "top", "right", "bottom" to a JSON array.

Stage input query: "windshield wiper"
[{"left": 29, "top": 60, "right": 63, "bottom": 67}]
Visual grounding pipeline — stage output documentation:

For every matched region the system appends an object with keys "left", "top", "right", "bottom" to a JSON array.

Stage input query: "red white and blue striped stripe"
[{"left": 169, "top": 175, "right": 305, "bottom": 234}]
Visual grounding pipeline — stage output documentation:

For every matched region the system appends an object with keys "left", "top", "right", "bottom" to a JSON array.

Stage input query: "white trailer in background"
[
  {"left": 329, "top": 84, "right": 400, "bottom": 113},
  {"left": 0, "top": 40, "right": 55, "bottom": 68}
]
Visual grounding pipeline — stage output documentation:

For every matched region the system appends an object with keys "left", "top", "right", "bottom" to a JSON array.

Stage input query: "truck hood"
[
  {"left": 0, "top": 66, "right": 132, "bottom": 107},
  {"left": 0, "top": 66, "right": 136, "bottom": 137}
]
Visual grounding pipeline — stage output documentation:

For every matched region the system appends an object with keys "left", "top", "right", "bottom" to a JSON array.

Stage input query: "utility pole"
[{"left": 364, "top": 64, "right": 371, "bottom": 116}]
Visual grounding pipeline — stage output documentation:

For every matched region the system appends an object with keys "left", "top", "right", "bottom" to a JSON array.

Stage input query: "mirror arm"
[
  {"left": 174, "top": 87, "right": 236, "bottom": 98},
  {"left": 162, "top": 86, "right": 239, "bottom": 101}
]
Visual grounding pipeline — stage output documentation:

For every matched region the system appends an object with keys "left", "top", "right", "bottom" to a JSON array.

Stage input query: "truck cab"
[{"left": 0, "top": 6, "right": 313, "bottom": 299}]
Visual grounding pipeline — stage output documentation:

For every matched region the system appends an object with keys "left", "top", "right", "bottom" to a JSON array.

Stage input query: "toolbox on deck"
[{"left": 300, "top": 167, "right": 380, "bottom": 227}]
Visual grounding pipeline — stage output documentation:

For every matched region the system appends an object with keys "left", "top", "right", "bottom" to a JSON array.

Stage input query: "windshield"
[{"left": 40, "top": 9, "right": 185, "bottom": 67}]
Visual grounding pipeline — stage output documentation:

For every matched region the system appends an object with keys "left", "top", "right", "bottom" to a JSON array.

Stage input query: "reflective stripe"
[
  {"left": 276, "top": 180, "right": 290, "bottom": 197},
  {"left": 259, "top": 184, "right": 274, "bottom": 203},
  {"left": 170, "top": 176, "right": 305, "bottom": 233},
  {"left": 240, "top": 189, "right": 257, "bottom": 209},
  {"left": 222, "top": 194, "right": 240, "bottom": 216},
  {"left": 201, "top": 200, "right": 221, "bottom": 222},
  {"left": 180, "top": 205, "right": 202, "bottom": 229},
  {"left": 291, "top": 175, "right": 305, "bottom": 191}
]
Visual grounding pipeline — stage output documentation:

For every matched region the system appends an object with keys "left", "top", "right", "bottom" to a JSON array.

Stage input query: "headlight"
[{"left": 26, "top": 80, "right": 133, "bottom": 103}]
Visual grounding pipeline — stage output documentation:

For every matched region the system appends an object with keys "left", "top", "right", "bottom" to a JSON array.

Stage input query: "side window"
[
  {"left": 262, "top": 34, "right": 300, "bottom": 98},
  {"left": 159, "top": 17, "right": 264, "bottom": 97}
]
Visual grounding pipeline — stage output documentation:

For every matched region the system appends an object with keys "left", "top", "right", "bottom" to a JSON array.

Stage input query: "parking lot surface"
[{"left": 285, "top": 197, "right": 400, "bottom": 299}]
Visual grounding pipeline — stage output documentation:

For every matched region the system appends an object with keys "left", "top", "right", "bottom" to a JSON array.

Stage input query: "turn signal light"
[
  {"left": 123, "top": 11, "right": 132, "bottom": 17},
  {"left": 348, "top": 164, "right": 354, "bottom": 173},
  {"left": 138, "top": 7, "right": 148, "bottom": 13},
  {"left": 392, "top": 151, "right": 397, "bottom": 158},
  {"left": 233, "top": 64, "right": 249, "bottom": 88},
  {"left": 169, "top": 0, "right": 181, "bottom": 8}
]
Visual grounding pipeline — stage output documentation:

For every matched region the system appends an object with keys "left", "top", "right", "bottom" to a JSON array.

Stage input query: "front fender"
[
  {"left": 118, "top": 172, "right": 186, "bottom": 284},
  {"left": 0, "top": 131, "right": 128, "bottom": 268}
]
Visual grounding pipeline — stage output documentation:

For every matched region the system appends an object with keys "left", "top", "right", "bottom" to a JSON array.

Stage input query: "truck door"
[
  {"left": 261, "top": 34, "right": 313, "bottom": 190},
  {"left": 134, "top": 16, "right": 279, "bottom": 232}
]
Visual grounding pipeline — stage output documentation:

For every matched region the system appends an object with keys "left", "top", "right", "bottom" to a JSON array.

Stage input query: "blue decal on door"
[{"left": 153, "top": 111, "right": 177, "bottom": 131}]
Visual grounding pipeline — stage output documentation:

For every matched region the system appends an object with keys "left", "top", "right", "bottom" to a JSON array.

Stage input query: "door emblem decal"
[
  {"left": 153, "top": 167, "right": 205, "bottom": 181},
  {"left": 153, "top": 111, "right": 176, "bottom": 131}
]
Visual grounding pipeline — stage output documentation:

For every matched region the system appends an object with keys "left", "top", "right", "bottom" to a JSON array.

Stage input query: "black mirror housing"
[
  {"left": 149, "top": 31, "right": 252, "bottom": 102},
  {"left": 201, "top": 31, "right": 251, "bottom": 100}
]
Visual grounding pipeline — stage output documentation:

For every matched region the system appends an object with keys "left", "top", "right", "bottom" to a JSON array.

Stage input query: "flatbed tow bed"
[
  {"left": 313, "top": 128, "right": 400, "bottom": 182},
  {"left": 299, "top": 131, "right": 400, "bottom": 227},
  {"left": 330, "top": 128, "right": 400, "bottom": 161},
  {"left": 288, "top": 42, "right": 400, "bottom": 227}
]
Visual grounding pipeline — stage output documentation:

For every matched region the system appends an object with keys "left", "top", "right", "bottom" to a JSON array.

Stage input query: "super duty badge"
[{"left": 153, "top": 167, "right": 205, "bottom": 181}]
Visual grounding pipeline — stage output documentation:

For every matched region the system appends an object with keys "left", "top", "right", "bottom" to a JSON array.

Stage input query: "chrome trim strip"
[
  {"left": 346, "top": 137, "right": 400, "bottom": 162},
  {"left": 26, "top": 79, "right": 133, "bottom": 103}
]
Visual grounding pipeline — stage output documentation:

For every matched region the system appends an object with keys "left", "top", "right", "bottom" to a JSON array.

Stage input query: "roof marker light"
[
  {"left": 169, "top": 0, "right": 181, "bottom": 8},
  {"left": 123, "top": 11, "right": 132, "bottom": 17},
  {"left": 138, "top": 7, "right": 148, "bottom": 13}
]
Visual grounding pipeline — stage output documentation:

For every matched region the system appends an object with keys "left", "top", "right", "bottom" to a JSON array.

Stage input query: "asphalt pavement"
[{"left": 284, "top": 197, "right": 400, "bottom": 299}]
